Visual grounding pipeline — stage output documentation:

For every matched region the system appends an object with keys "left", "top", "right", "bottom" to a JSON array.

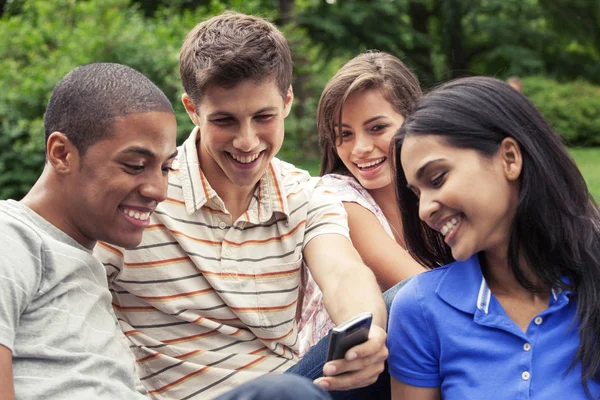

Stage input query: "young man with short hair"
[
  {"left": 0, "top": 63, "right": 179, "bottom": 399},
  {"left": 95, "top": 12, "right": 388, "bottom": 399}
]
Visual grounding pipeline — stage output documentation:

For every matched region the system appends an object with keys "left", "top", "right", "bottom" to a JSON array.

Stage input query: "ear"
[
  {"left": 499, "top": 137, "right": 522, "bottom": 181},
  {"left": 182, "top": 93, "right": 201, "bottom": 126},
  {"left": 282, "top": 86, "right": 294, "bottom": 118},
  {"left": 46, "top": 132, "right": 79, "bottom": 174}
]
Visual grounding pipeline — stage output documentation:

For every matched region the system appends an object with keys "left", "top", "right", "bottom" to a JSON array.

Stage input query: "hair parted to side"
[
  {"left": 44, "top": 62, "right": 174, "bottom": 156},
  {"left": 317, "top": 51, "right": 421, "bottom": 176},
  {"left": 394, "top": 76, "right": 600, "bottom": 391},
  {"left": 179, "top": 11, "right": 293, "bottom": 105}
]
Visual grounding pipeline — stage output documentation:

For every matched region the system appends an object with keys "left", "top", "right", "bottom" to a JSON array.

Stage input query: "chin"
[
  {"left": 107, "top": 234, "right": 144, "bottom": 250},
  {"left": 450, "top": 249, "right": 475, "bottom": 262}
]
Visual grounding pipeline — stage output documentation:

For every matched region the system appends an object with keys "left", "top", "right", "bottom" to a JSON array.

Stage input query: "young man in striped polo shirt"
[{"left": 95, "top": 11, "right": 388, "bottom": 399}]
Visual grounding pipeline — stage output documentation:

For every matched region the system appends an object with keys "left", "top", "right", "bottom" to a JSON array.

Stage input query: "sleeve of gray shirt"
[{"left": 0, "top": 213, "right": 44, "bottom": 352}]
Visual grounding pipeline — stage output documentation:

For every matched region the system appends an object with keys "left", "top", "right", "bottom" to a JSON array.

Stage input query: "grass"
[
  {"left": 569, "top": 148, "right": 600, "bottom": 201},
  {"left": 290, "top": 148, "right": 600, "bottom": 201}
]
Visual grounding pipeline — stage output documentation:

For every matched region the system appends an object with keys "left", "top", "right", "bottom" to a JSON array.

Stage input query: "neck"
[
  {"left": 215, "top": 183, "right": 256, "bottom": 222},
  {"left": 481, "top": 248, "right": 548, "bottom": 297},
  {"left": 21, "top": 167, "right": 95, "bottom": 250}
]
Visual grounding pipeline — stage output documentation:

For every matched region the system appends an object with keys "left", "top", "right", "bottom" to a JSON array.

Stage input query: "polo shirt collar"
[
  {"left": 176, "top": 127, "right": 289, "bottom": 221},
  {"left": 436, "top": 253, "right": 485, "bottom": 315},
  {"left": 437, "top": 253, "right": 572, "bottom": 316}
]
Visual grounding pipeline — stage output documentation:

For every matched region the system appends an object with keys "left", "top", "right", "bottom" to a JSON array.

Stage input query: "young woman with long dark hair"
[{"left": 388, "top": 76, "right": 600, "bottom": 399}]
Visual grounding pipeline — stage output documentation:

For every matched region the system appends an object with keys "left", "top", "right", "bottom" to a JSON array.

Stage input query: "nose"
[
  {"left": 418, "top": 191, "right": 440, "bottom": 225},
  {"left": 139, "top": 169, "right": 168, "bottom": 204},
  {"left": 351, "top": 132, "right": 373, "bottom": 157},
  {"left": 233, "top": 121, "right": 260, "bottom": 152}
]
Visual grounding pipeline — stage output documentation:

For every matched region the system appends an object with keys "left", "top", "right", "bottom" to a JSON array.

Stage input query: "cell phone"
[{"left": 326, "top": 312, "right": 372, "bottom": 362}]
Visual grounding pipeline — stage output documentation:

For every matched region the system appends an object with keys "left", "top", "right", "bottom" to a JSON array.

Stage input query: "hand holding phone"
[{"left": 326, "top": 312, "right": 372, "bottom": 362}]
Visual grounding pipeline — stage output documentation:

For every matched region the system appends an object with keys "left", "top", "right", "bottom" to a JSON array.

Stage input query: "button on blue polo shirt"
[{"left": 387, "top": 254, "right": 600, "bottom": 399}]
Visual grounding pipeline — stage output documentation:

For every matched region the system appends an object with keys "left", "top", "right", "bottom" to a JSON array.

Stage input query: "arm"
[
  {"left": 391, "top": 377, "right": 440, "bottom": 400},
  {"left": 345, "top": 202, "right": 425, "bottom": 290},
  {"left": 304, "top": 233, "right": 386, "bottom": 329},
  {"left": 0, "top": 345, "right": 15, "bottom": 400},
  {"left": 304, "top": 233, "right": 388, "bottom": 391}
]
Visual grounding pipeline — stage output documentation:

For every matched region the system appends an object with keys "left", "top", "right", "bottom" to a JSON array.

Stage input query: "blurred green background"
[{"left": 1, "top": 0, "right": 599, "bottom": 200}]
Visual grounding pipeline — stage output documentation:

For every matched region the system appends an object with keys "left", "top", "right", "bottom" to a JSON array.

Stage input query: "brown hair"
[
  {"left": 317, "top": 51, "right": 421, "bottom": 176},
  {"left": 179, "top": 11, "right": 293, "bottom": 105}
]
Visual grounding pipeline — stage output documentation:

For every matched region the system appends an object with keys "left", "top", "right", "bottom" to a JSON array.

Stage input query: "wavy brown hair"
[{"left": 317, "top": 51, "right": 421, "bottom": 176}]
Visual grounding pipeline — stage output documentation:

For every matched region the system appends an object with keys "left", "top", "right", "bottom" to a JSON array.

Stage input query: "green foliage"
[
  {"left": 0, "top": 0, "right": 204, "bottom": 199},
  {"left": 1, "top": 0, "right": 599, "bottom": 199},
  {"left": 523, "top": 76, "right": 600, "bottom": 146}
]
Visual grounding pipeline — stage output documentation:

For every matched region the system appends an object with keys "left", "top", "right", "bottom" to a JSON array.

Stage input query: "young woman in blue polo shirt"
[{"left": 388, "top": 76, "right": 600, "bottom": 399}]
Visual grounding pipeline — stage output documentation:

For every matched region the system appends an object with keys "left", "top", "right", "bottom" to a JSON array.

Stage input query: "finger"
[
  {"left": 343, "top": 332, "right": 387, "bottom": 363},
  {"left": 315, "top": 362, "right": 385, "bottom": 391},
  {"left": 323, "top": 345, "right": 388, "bottom": 376}
]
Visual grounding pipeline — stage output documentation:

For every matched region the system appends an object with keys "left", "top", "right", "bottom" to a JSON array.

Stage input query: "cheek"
[{"left": 335, "top": 145, "right": 352, "bottom": 164}]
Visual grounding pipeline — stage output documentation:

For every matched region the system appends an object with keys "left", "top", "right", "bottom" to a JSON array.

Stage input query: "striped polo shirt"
[{"left": 94, "top": 128, "right": 349, "bottom": 399}]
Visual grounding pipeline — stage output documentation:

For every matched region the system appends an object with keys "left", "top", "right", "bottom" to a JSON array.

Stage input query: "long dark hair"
[{"left": 394, "top": 76, "right": 600, "bottom": 387}]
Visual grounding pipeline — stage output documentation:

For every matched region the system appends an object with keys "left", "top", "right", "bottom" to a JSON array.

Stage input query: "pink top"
[{"left": 297, "top": 174, "right": 394, "bottom": 356}]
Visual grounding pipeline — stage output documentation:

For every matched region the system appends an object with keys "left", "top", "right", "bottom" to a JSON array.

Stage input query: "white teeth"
[
  {"left": 121, "top": 208, "right": 151, "bottom": 221},
  {"left": 230, "top": 153, "right": 260, "bottom": 164},
  {"left": 440, "top": 217, "right": 460, "bottom": 237},
  {"left": 356, "top": 157, "right": 386, "bottom": 169}
]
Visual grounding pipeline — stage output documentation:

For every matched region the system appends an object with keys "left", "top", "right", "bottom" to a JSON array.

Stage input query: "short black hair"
[{"left": 44, "top": 63, "right": 174, "bottom": 155}]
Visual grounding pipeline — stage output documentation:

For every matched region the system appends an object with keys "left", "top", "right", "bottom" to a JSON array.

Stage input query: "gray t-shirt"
[{"left": 0, "top": 200, "right": 147, "bottom": 399}]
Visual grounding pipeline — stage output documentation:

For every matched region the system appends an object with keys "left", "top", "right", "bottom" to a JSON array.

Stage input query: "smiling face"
[
  {"left": 335, "top": 89, "right": 405, "bottom": 191},
  {"left": 183, "top": 78, "right": 292, "bottom": 196},
  {"left": 400, "top": 134, "right": 521, "bottom": 261},
  {"left": 61, "top": 111, "right": 178, "bottom": 249}
]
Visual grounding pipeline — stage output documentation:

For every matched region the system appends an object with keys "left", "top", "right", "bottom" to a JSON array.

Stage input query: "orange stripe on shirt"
[
  {"left": 162, "top": 329, "right": 219, "bottom": 345},
  {"left": 269, "top": 164, "right": 285, "bottom": 212},
  {"left": 222, "top": 220, "right": 306, "bottom": 246},
  {"left": 232, "top": 299, "right": 297, "bottom": 313},
  {"left": 201, "top": 266, "right": 300, "bottom": 280},
  {"left": 138, "top": 287, "right": 214, "bottom": 302},
  {"left": 199, "top": 166, "right": 212, "bottom": 200},
  {"left": 164, "top": 197, "right": 186, "bottom": 206},
  {"left": 147, "top": 224, "right": 222, "bottom": 246},
  {"left": 176, "top": 349, "right": 203, "bottom": 360},
  {"left": 148, "top": 365, "right": 212, "bottom": 395},
  {"left": 257, "top": 328, "right": 295, "bottom": 342},
  {"left": 124, "top": 256, "right": 190, "bottom": 268},
  {"left": 97, "top": 242, "right": 123, "bottom": 257},
  {"left": 236, "top": 356, "right": 267, "bottom": 371},
  {"left": 137, "top": 352, "right": 161, "bottom": 364}
]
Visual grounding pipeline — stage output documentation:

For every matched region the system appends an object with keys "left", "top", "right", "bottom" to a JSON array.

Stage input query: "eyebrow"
[
  {"left": 121, "top": 147, "right": 178, "bottom": 160},
  {"left": 340, "top": 115, "right": 387, "bottom": 128},
  {"left": 406, "top": 158, "right": 445, "bottom": 190},
  {"left": 207, "top": 107, "right": 278, "bottom": 119}
]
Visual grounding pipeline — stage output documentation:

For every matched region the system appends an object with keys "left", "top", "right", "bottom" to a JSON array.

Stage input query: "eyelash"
[
  {"left": 124, "top": 164, "right": 144, "bottom": 173},
  {"left": 255, "top": 114, "right": 274, "bottom": 121},
  {"left": 124, "top": 164, "right": 174, "bottom": 175},
  {"left": 371, "top": 124, "right": 388, "bottom": 132},
  {"left": 430, "top": 172, "right": 447, "bottom": 187}
]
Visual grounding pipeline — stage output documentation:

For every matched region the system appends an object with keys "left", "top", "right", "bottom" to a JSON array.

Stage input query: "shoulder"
[
  {"left": 320, "top": 174, "right": 363, "bottom": 195},
  {"left": 272, "top": 158, "right": 312, "bottom": 187},
  {"left": 0, "top": 202, "right": 45, "bottom": 254},
  {"left": 391, "top": 265, "right": 452, "bottom": 311}
]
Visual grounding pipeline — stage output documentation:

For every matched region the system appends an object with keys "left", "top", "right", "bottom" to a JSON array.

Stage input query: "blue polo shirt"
[{"left": 388, "top": 254, "right": 600, "bottom": 399}]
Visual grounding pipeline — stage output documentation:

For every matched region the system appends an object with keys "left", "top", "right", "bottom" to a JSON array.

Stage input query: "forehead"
[
  {"left": 340, "top": 89, "right": 403, "bottom": 124},
  {"left": 400, "top": 135, "right": 451, "bottom": 176},
  {"left": 199, "top": 78, "right": 285, "bottom": 112},
  {"left": 89, "top": 111, "right": 178, "bottom": 158}
]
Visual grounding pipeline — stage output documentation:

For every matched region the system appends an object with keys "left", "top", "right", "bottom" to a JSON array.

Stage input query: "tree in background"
[{"left": 0, "top": 0, "right": 599, "bottom": 199}]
